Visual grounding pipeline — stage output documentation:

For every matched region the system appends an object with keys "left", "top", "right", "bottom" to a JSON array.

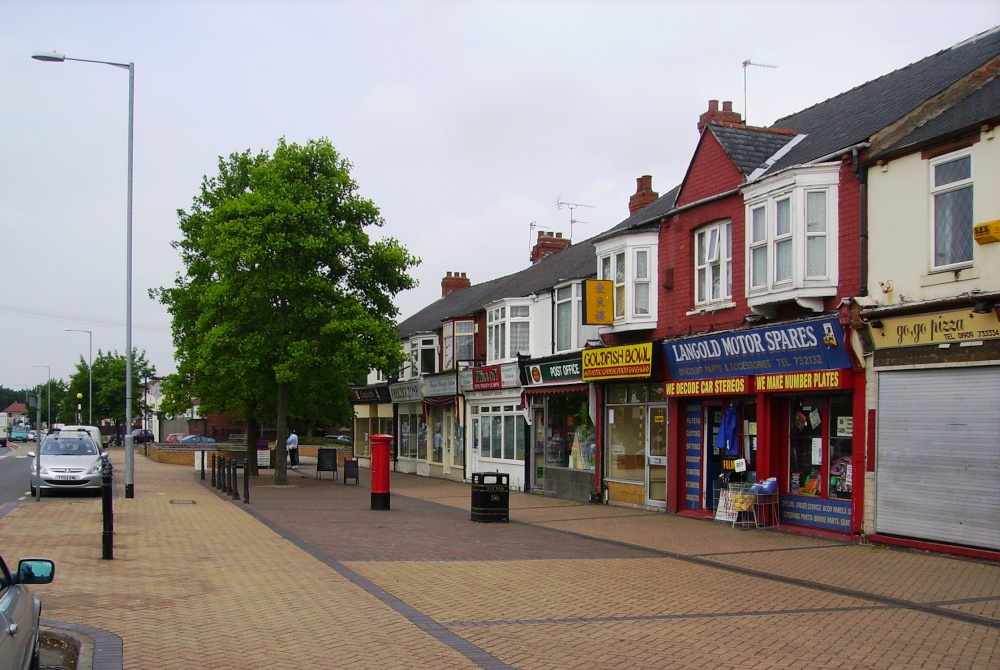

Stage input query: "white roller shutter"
[{"left": 875, "top": 366, "right": 1000, "bottom": 550}]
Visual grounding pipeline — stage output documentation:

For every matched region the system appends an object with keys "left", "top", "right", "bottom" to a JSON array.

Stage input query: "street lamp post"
[
  {"left": 35, "top": 51, "right": 136, "bottom": 498},
  {"left": 66, "top": 329, "right": 93, "bottom": 424},
  {"left": 32, "top": 365, "right": 50, "bottom": 430}
]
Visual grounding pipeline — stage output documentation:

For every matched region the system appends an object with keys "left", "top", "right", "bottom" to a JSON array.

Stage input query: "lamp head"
[{"left": 32, "top": 51, "right": 66, "bottom": 63}]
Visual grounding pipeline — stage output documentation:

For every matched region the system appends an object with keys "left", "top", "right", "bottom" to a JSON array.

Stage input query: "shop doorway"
[
  {"left": 531, "top": 407, "right": 545, "bottom": 490},
  {"left": 441, "top": 407, "right": 455, "bottom": 475},
  {"left": 703, "top": 404, "right": 724, "bottom": 510},
  {"left": 646, "top": 405, "right": 667, "bottom": 507}
]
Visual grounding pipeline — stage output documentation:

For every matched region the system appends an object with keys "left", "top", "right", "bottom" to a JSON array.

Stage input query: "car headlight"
[{"left": 86, "top": 461, "right": 103, "bottom": 475}]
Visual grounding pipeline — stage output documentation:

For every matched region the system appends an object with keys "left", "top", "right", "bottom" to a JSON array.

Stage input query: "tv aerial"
[
  {"left": 742, "top": 59, "right": 777, "bottom": 125},
  {"left": 555, "top": 196, "right": 594, "bottom": 242}
]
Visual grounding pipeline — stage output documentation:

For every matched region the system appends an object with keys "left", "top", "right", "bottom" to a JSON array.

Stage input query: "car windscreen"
[{"left": 41, "top": 437, "right": 99, "bottom": 456}]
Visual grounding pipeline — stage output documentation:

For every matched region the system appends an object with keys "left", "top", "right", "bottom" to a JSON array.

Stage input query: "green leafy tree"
[
  {"left": 153, "top": 138, "right": 418, "bottom": 483},
  {"left": 63, "top": 349, "right": 156, "bottom": 434}
]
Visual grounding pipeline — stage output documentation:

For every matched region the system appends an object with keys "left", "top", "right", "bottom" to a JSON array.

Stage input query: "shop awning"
[{"left": 521, "top": 383, "right": 588, "bottom": 396}]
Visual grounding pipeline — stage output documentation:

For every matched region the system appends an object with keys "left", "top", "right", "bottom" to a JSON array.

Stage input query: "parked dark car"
[
  {"left": 131, "top": 428, "right": 155, "bottom": 444},
  {"left": 0, "top": 553, "right": 55, "bottom": 670}
]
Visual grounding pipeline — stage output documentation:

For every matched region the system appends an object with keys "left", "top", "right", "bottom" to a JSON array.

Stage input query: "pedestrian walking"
[{"left": 286, "top": 430, "right": 299, "bottom": 467}]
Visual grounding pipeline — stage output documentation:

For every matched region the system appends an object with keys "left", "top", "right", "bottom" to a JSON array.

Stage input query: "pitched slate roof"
[
  {"left": 592, "top": 184, "right": 680, "bottom": 243},
  {"left": 709, "top": 124, "right": 797, "bottom": 176},
  {"left": 877, "top": 74, "right": 1000, "bottom": 157},
  {"left": 766, "top": 26, "right": 1000, "bottom": 172},
  {"left": 396, "top": 235, "right": 600, "bottom": 339}
]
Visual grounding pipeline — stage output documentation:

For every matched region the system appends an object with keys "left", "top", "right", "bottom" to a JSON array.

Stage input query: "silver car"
[
  {"left": 28, "top": 430, "right": 107, "bottom": 496},
  {"left": 0, "top": 554, "right": 55, "bottom": 670}
]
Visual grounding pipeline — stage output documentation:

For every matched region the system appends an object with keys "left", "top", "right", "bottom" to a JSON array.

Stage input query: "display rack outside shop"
[{"left": 715, "top": 483, "right": 780, "bottom": 529}]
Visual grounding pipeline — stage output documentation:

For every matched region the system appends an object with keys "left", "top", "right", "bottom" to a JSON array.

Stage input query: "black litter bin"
[{"left": 471, "top": 472, "right": 509, "bottom": 523}]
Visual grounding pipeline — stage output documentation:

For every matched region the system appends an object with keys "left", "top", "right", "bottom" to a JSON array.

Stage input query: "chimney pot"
[
  {"left": 722, "top": 101, "right": 732, "bottom": 112},
  {"left": 708, "top": 99, "right": 719, "bottom": 111}
]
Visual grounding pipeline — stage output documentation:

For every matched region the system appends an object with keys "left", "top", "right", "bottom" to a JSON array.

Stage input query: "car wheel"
[{"left": 30, "top": 631, "right": 41, "bottom": 670}]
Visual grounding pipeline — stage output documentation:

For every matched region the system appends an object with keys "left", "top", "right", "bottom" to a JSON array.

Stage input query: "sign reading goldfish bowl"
[
  {"left": 582, "top": 342, "right": 652, "bottom": 380},
  {"left": 663, "top": 317, "right": 852, "bottom": 381}
]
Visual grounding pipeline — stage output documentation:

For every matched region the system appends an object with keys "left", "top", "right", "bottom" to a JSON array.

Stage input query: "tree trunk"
[
  {"left": 245, "top": 415, "right": 259, "bottom": 476},
  {"left": 274, "top": 381, "right": 289, "bottom": 485}
]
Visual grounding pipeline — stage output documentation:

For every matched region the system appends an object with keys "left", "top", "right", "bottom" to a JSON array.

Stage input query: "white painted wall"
[{"left": 867, "top": 129, "right": 1000, "bottom": 303}]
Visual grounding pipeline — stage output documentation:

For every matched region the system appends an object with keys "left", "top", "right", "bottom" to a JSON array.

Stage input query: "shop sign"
[
  {"left": 582, "top": 342, "right": 652, "bottom": 380},
  {"left": 664, "top": 317, "right": 851, "bottom": 381},
  {"left": 780, "top": 496, "right": 851, "bottom": 531},
  {"left": 388, "top": 380, "right": 422, "bottom": 403},
  {"left": 523, "top": 355, "right": 584, "bottom": 385},
  {"left": 350, "top": 386, "right": 389, "bottom": 403},
  {"left": 469, "top": 363, "right": 520, "bottom": 391},
  {"left": 867, "top": 307, "right": 1000, "bottom": 349},
  {"left": 424, "top": 375, "right": 457, "bottom": 397},
  {"left": 754, "top": 369, "right": 851, "bottom": 393},
  {"left": 665, "top": 376, "right": 748, "bottom": 396},
  {"left": 582, "top": 279, "right": 614, "bottom": 324}
]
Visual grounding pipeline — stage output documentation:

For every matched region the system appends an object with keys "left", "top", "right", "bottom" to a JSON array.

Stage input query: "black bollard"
[
  {"left": 211, "top": 452, "right": 217, "bottom": 488},
  {"left": 221, "top": 457, "right": 230, "bottom": 494},
  {"left": 101, "top": 456, "right": 114, "bottom": 560},
  {"left": 200, "top": 450, "right": 206, "bottom": 480},
  {"left": 231, "top": 458, "right": 239, "bottom": 500},
  {"left": 243, "top": 459, "right": 250, "bottom": 504}
]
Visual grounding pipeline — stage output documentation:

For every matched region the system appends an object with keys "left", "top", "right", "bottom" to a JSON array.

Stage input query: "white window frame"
[
  {"left": 693, "top": 220, "right": 733, "bottom": 310},
  {"left": 454, "top": 320, "right": 475, "bottom": 367},
  {"left": 486, "top": 301, "right": 531, "bottom": 364},
  {"left": 743, "top": 164, "right": 839, "bottom": 312},
  {"left": 409, "top": 336, "right": 437, "bottom": 378},
  {"left": 929, "top": 149, "right": 973, "bottom": 272},
  {"left": 554, "top": 283, "right": 580, "bottom": 353}
]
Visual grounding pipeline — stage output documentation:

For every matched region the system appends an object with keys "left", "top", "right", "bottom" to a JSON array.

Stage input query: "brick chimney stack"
[
  {"left": 530, "top": 231, "right": 571, "bottom": 264},
  {"left": 441, "top": 271, "right": 471, "bottom": 297},
  {"left": 628, "top": 175, "right": 659, "bottom": 215},
  {"left": 697, "top": 99, "right": 743, "bottom": 132}
]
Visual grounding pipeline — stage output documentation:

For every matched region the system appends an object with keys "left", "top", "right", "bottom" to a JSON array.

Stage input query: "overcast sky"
[{"left": 2, "top": 1, "right": 997, "bottom": 390}]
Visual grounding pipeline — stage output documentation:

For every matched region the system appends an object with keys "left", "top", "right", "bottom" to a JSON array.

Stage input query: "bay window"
[
  {"left": 487, "top": 303, "right": 530, "bottom": 363},
  {"left": 596, "top": 233, "right": 657, "bottom": 329},
  {"left": 744, "top": 164, "right": 839, "bottom": 311},
  {"left": 442, "top": 320, "right": 475, "bottom": 369},
  {"left": 409, "top": 336, "right": 437, "bottom": 377}
]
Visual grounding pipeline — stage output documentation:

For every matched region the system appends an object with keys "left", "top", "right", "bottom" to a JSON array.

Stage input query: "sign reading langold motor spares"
[{"left": 582, "top": 342, "right": 652, "bottom": 380}]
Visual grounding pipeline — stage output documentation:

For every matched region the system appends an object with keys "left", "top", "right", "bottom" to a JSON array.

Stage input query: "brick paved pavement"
[{"left": 0, "top": 449, "right": 997, "bottom": 669}]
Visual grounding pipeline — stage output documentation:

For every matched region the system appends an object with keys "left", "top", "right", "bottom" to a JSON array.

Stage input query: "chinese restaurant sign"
[
  {"left": 663, "top": 317, "right": 851, "bottom": 381},
  {"left": 583, "top": 279, "right": 614, "bottom": 325},
  {"left": 582, "top": 342, "right": 652, "bottom": 380},
  {"left": 867, "top": 308, "right": 1000, "bottom": 349}
]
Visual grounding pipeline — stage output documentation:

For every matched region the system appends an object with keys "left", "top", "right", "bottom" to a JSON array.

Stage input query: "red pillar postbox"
[{"left": 370, "top": 433, "right": 392, "bottom": 510}]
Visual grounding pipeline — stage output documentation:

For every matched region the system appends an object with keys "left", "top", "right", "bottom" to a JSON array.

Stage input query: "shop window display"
[
  {"left": 605, "top": 383, "right": 648, "bottom": 481},
  {"left": 544, "top": 393, "right": 595, "bottom": 470},
  {"left": 788, "top": 395, "right": 852, "bottom": 498}
]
